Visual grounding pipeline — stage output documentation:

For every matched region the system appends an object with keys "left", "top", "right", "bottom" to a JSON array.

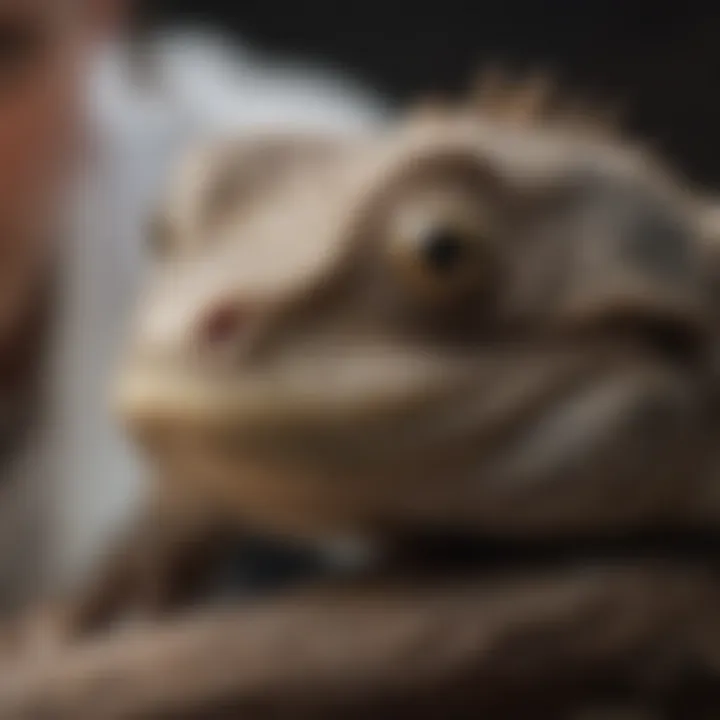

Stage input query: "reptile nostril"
[{"left": 197, "top": 302, "right": 250, "bottom": 349}]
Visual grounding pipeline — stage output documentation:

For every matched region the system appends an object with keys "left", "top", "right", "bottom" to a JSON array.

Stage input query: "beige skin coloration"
[
  {"left": 120, "top": 87, "right": 719, "bottom": 534},
  {"left": 60, "top": 76, "right": 720, "bottom": 632}
]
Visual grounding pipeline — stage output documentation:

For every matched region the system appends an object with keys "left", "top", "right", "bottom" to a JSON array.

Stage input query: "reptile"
[
  {"left": 116, "top": 73, "right": 720, "bottom": 545},
  {"left": 15, "top": 73, "right": 720, "bottom": 717}
]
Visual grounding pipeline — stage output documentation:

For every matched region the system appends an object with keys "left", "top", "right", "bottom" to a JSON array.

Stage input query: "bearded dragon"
[
  {"left": 118, "top": 73, "right": 720, "bottom": 537},
  {"left": 17, "top": 73, "right": 720, "bottom": 717}
]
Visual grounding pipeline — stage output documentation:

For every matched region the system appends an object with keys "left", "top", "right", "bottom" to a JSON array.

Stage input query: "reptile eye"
[
  {"left": 389, "top": 204, "right": 495, "bottom": 299},
  {"left": 418, "top": 227, "right": 467, "bottom": 274}
]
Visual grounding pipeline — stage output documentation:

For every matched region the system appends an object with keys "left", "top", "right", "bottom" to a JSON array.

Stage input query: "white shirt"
[{"left": 0, "top": 30, "right": 385, "bottom": 605}]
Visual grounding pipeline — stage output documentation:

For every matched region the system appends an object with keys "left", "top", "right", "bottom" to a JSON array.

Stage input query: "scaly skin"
[
  {"left": 19, "top": 78, "right": 720, "bottom": 717},
  {"left": 117, "top": 81, "right": 720, "bottom": 542}
]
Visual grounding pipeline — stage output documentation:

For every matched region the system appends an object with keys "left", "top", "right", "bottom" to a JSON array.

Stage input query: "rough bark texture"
[{"left": 1, "top": 564, "right": 720, "bottom": 719}]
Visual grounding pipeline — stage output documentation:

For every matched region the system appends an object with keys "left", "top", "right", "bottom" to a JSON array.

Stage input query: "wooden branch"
[{"left": 1, "top": 565, "right": 719, "bottom": 719}]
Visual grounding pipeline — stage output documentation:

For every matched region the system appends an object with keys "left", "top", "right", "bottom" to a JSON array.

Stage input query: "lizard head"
[{"left": 114, "top": 75, "right": 720, "bottom": 541}]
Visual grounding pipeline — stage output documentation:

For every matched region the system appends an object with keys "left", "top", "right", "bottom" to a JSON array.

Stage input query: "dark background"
[{"left": 136, "top": 2, "right": 720, "bottom": 187}]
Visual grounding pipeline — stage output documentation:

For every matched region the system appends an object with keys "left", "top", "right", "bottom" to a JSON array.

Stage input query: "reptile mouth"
[
  {"left": 112, "top": 348, "right": 481, "bottom": 431},
  {"left": 114, "top": 338, "right": 678, "bottom": 449}
]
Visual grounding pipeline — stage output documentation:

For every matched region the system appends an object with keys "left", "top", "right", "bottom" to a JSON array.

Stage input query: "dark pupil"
[{"left": 420, "top": 228, "right": 465, "bottom": 273}]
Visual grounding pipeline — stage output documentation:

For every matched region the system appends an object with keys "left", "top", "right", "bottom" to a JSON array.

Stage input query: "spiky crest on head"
[{"left": 408, "top": 66, "right": 625, "bottom": 142}]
